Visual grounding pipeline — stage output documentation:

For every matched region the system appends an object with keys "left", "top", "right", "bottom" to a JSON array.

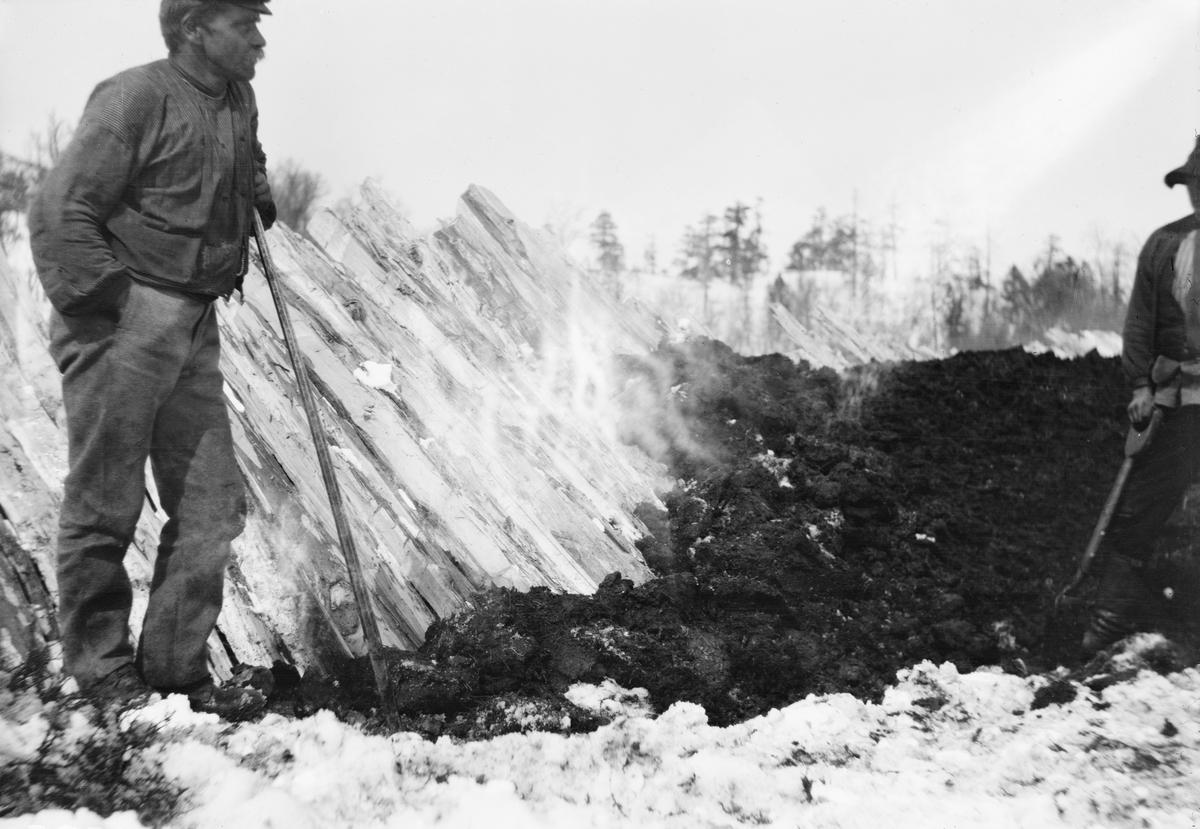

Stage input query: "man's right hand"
[{"left": 1127, "top": 386, "right": 1155, "bottom": 427}]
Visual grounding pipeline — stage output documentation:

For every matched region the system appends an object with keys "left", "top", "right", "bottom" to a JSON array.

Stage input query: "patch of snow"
[
  {"left": 0, "top": 808, "right": 145, "bottom": 828},
  {"left": 222, "top": 381, "right": 246, "bottom": 413},
  {"left": 328, "top": 445, "right": 365, "bottom": 473},
  {"left": 0, "top": 707, "right": 49, "bottom": 765},
  {"left": 396, "top": 487, "right": 418, "bottom": 511},
  {"left": 991, "top": 620, "right": 1019, "bottom": 653},
  {"left": 806, "top": 522, "right": 839, "bottom": 561},
  {"left": 565, "top": 680, "right": 654, "bottom": 719},
  {"left": 353, "top": 360, "right": 399, "bottom": 393},
  {"left": 1024, "top": 327, "right": 1123, "bottom": 359},
  {"left": 5, "top": 659, "right": 1200, "bottom": 828},
  {"left": 753, "top": 450, "right": 794, "bottom": 488},
  {"left": 120, "top": 692, "right": 211, "bottom": 731}
]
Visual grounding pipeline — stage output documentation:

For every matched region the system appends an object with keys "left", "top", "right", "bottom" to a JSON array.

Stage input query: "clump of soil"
[{"left": 279, "top": 338, "right": 1200, "bottom": 736}]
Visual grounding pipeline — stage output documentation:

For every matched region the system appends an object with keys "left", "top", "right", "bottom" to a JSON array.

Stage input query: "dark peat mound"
[{"left": 280, "top": 338, "right": 1200, "bottom": 737}]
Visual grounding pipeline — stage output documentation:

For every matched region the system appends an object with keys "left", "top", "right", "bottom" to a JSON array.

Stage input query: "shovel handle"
[
  {"left": 1055, "top": 407, "right": 1164, "bottom": 607},
  {"left": 251, "top": 213, "right": 394, "bottom": 716}
]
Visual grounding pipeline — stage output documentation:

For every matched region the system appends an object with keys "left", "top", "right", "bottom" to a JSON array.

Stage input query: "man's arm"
[
  {"left": 1122, "top": 236, "right": 1162, "bottom": 424},
  {"left": 249, "top": 91, "right": 276, "bottom": 230},
  {"left": 1122, "top": 239, "right": 1160, "bottom": 388},
  {"left": 28, "top": 121, "right": 137, "bottom": 316}
]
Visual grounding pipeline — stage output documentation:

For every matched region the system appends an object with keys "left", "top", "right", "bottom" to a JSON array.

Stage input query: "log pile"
[
  {"left": 771, "top": 302, "right": 940, "bottom": 371},
  {"left": 0, "top": 184, "right": 668, "bottom": 678}
]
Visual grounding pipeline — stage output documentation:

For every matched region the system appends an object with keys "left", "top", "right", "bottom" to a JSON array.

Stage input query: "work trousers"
[
  {"left": 1093, "top": 405, "right": 1200, "bottom": 619},
  {"left": 50, "top": 279, "right": 246, "bottom": 689},
  {"left": 1104, "top": 405, "right": 1200, "bottom": 562}
]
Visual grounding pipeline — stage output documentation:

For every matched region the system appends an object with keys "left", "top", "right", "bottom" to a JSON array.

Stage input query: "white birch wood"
[{"left": 0, "top": 186, "right": 670, "bottom": 675}]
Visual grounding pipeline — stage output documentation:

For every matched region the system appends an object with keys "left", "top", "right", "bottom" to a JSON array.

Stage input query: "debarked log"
[{"left": 0, "top": 184, "right": 669, "bottom": 679}]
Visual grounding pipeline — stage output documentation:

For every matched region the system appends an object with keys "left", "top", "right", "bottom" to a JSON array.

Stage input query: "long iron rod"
[{"left": 251, "top": 212, "right": 394, "bottom": 717}]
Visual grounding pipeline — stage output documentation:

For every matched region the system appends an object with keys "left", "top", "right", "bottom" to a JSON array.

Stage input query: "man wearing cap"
[
  {"left": 1081, "top": 138, "right": 1200, "bottom": 656},
  {"left": 29, "top": 0, "right": 276, "bottom": 713}
]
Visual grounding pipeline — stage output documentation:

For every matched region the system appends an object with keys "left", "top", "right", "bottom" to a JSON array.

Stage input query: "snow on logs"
[
  {"left": 0, "top": 184, "right": 667, "bottom": 678},
  {"left": 770, "top": 302, "right": 940, "bottom": 371}
]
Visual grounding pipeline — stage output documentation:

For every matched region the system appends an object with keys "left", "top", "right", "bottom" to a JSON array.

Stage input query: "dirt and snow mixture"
[
  {"left": 3, "top": 648, "right": 1199, "bottom": 829},
  {"left": 3, "top": 341, "right": 1199, "bottom": 827}
]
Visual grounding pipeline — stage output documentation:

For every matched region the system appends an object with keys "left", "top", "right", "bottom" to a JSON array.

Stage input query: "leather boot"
[
  {"left": 1081, "top": 553, "right": 1150, "bottom": 657},
  {"left": 82, "top": 663, "right": 156, "bottom": 710}
]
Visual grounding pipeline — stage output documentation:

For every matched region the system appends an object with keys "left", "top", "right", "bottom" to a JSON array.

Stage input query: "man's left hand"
[
  {"left": 254, "top": 170, "right": 272, "bottom": 208},
  {"left": 1127, "top": 386, "right": 1155, "bottom": 427},
  {"left": 254, "top": 170, "right": 276, "bottom": 229}
]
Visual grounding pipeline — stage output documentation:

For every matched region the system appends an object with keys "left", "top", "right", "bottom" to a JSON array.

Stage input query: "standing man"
[
  {"left": 1082, "top": 137, "right": 1200, "bottom": 656},
  {"left": 29, "top": 0, "right": 277, "bottom": 711}
]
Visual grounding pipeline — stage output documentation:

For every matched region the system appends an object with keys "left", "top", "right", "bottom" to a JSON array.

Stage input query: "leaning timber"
[
  {"left": 0, "top": 184, "right": 668, "bottom": 679},
  {"left": 770, "top": 302, "right": 939, "bottom": 371}
]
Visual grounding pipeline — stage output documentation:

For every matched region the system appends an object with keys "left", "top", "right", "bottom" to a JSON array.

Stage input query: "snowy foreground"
[{"left": 3, "top": 638, "right": 1200, "bottom": 829}]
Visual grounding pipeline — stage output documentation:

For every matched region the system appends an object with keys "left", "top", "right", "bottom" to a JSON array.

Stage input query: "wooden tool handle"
[{"left": 251, "top": 213, "right": 394, "bottom": 718}]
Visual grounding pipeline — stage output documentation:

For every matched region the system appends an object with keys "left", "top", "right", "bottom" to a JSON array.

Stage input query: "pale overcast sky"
[{"left": 1, "top": 0, "right": 1198, "bottom": 278}]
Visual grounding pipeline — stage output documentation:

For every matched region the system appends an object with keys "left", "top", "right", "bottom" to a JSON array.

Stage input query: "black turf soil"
[{"left": 277, "top": 338, "right": 1200, "bottom": 738}]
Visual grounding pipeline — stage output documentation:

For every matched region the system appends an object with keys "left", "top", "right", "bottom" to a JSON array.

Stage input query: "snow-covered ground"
[
  {"left": 1024, "top": 327, "right": 1124, "bottom": 360},
  {"left": 4, "top": 635, "right": 1198, "bottom": 829}
]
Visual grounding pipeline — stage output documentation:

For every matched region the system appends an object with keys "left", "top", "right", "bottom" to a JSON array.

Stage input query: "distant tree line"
[
  {"left": 3, "top": 112, "right": 1131, "bottom": 353},
  {"left": 982, "top": 237, "right": 1128, "bottom": 348},
  {"left": 588, "top": 201, "right": 891, "bottom": 298},
  {"left": 586, "top": 200, "right": 1131, "bottom": 351}
]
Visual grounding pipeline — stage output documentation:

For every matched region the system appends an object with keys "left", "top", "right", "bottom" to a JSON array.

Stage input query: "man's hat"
[
  {"left": 1164, "top": 137, "right": 1200, "bottom": 187},
  {"left": 208, "top": 0, "right": 272, "bottom": 14}
]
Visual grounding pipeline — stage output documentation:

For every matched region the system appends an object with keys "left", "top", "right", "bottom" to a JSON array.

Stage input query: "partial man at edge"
[
  {"left": 1082, "top": 137, "right": 1200, "bottom": 656},
  {"left": 28, "top": 0, "right": 278, "bottom": 716}
]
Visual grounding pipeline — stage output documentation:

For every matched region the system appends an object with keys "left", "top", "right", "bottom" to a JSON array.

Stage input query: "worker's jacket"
[
  {"left": 1124, "top": 213, "right": 1200, "bottom": 407},
  {"left": 29, "top": 59, "right": 275, "bottom": 316}
]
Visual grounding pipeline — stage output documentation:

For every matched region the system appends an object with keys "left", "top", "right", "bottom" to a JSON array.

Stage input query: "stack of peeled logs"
[{"left": 0, "top": 184, "right": 669, "bottom": 680}]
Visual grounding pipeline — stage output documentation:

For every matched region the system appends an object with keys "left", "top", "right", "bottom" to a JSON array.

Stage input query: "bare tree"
[
  {"left": 590, "top": 211, "right": 625, "bottom": 298},
  {"left": 268, "top": 158, "right": 327, "bottom": 234},
  {"left": 676, "top": 214, "right": 719, "bottom": 317},
  {"left": 0, "top": 154, "right": 39, "bottom": 253},
  {"left": 0, "top": 114, "right": 73, "bottom": 252},
  {"left": 1088, "top": 227, "right": 1130, "bottom": 307},
  {"left": 714, "top": 200, "right": 767, "bottom": 287},
  {"left": 542, "top": 199, "right": 589, "bottom": 254},
  {"left": 29, "top": 114, "right": 72, "bottom": 169},
  {"left": 642, "top": 237, "right": 658, "bottom": 275}
]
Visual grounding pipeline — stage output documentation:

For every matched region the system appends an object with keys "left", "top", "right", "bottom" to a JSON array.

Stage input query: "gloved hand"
[{"left": 1127, "top": 386, "right": 1154, "bottom": 427}]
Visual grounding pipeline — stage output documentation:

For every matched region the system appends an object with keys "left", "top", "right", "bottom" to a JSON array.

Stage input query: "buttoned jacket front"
[
  {"left": 1123, "top": 212, "right": 1200, "bottom": 405},
  {"left": 30, "top": 58, "right": 272, "bottom": 315}
]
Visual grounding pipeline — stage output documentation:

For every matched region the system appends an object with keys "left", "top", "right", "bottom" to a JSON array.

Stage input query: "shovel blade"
[{"left": 1125, "top": 408, "right": 1163, "bottom": 458}]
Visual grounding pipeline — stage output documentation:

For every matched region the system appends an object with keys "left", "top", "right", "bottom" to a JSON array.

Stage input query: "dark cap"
[
  {"left": 208, "top": 0, "right": 272, "bottom": 14},
  {"left": 1164, "top": 136, "right": 1200, "bottom": 187}
]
